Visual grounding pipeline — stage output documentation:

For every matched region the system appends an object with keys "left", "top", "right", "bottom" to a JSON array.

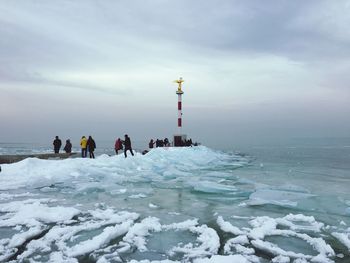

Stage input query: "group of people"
[
  {"left": 52, "top": 135, "right": 96, "bottom": 158},
  {"left": 114, "top": 134, "right": 134, "bottom": 158},
  {"left": 148, "top": 138, "right": 195, "bottom": 148},
  {"left": 53, "top": 134, "right": 197, "bottom": 159},
  {"left": 148, "top": 138, "right": 171, "bottom": 148},
  {"left": 80, "top": 136, "right": 96, "bottom": 158},
  {"left": 53, "top": 136, "right": 72, "bottom": 154}
]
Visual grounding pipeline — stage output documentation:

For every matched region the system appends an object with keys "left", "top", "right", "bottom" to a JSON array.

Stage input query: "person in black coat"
[
  {"left": 123, "top": 134, "right": 134, "bottom": 158},
  {"left": 63, "top": 139, "right": 72, "bottom": 153},
  {"left": 53, "top": 136, "right": 62, "bottom": 154},
  {"left": 149, "top": 139, "right": 155, "bottom": 149},
  {"left": 87, "top": 136, "right": 96, "bottom": 159}
]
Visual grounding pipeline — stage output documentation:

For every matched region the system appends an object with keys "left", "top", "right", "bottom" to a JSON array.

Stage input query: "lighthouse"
[{"left": 173, "top": 77, "right": 187, "bottom": 146}]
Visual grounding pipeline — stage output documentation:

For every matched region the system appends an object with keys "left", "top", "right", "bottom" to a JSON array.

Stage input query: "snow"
[
  {"left": 67, "top": 220, "right": 134, "bottom": 257},
  {"left": 0, "top": 199, "right": 80, "bottom": 227},
  {"left": 123, "top": 217, "right": 162, "bottom": 252},
  {"left": 217, "top": 214, "right": 336, "bottom": 262}
]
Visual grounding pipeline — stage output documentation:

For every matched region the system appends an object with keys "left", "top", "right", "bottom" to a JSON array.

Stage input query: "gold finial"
[{"left": 174, "top": 77, "right": 184, "bottom": 94}]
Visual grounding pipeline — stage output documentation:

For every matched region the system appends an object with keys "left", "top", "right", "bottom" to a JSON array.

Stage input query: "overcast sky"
[{"left": 1, "top": 0, "right": 350, "bottom": 149}]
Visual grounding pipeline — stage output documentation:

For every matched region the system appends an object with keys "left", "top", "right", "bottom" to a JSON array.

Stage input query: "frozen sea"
[{"left": 0, "top": 140, "right": 349, "bottom": 263}]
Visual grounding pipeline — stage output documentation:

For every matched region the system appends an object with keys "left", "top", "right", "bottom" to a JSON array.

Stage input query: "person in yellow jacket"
[{"left": 80, "top": 136, "right": 88, "bottom": 158}]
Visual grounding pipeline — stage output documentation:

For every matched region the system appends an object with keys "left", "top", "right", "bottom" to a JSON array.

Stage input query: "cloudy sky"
[{"left": 1, "top": 0, "right": 350, "bottom": 149}]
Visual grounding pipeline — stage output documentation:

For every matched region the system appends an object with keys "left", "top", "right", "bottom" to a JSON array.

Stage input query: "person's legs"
[
  {"left": 115, "top": 149, "right": 118, "bottom": 155},
  {"left": 91, "top": 151, "right": 95, "bottom": 159},
  {"left": 130, "top": 149, "right": 134, "bottom": 156},
  {"left": 124, "top": 148, "right": 127, "bottom": 158},
  {"left": 82, "top": 148, "right": 87, "bottom": 158}
]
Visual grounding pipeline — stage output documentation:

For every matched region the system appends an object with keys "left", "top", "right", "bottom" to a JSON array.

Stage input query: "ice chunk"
[
  {"left": 123, "top": 217, "right": 162, "bottom": 252},
  {"left": 190, "top": 181, "right": 237, "bottom": 194},
  {"left": 67, "top": 220, "right": 134, "bottom": 257},
  {"left": 332, "top": 232, "right": 350, "bottom": 251},
  {"left": 217, "top": 216, "right": 245, "bottom": 235},
  {"left": 168, "top": 224, "right": 220, "bottom": 259},
  {"left": 247, "top": 189, "right": 315, "bottom": 207},
  {"left": 0, "top": 199, "right": 80, "bottom": 227}
]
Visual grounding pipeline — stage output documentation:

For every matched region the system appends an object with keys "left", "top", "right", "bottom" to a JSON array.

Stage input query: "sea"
[{"left": 0, "top": 138, "right": 349, "bottom": 263}]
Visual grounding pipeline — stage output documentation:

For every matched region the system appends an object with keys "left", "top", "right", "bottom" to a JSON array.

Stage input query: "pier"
[{"left": 0, "top": 153, "right": 78, "bottom": 164}]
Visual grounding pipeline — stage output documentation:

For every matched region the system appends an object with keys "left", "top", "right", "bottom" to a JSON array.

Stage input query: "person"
[
  {"left": 123, "top": 134, "right": 134, "bottom": 158},
  {"left": 87, "top": 136, "right": 96, "bottom": 159},
  {"left": 149, "top": 139, "right": 155, "bottom": 149},
  {"left": 63, "top": 139, "right": 72, "bottom": 153},
  {"left": 53, "top": 136, "right": 62, "bottom": 154},
  {"left": 189, "top": 138, "right": 193, "bottom": 147},
  {"left": 164, "top": 138, "right": 170, "bottom": 147},
  {"left": 156, "top": 139, "right": 160, "bottom": 148},
  {"left": 115, "top": 138, "right": 123, "bottom": 155},
  {"left": 80, "top": 136, "right": 87, "bottom": 158}
]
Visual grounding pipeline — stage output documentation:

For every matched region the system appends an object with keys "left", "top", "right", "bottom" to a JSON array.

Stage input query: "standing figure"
[
  {"left": 115, "top": 138, "right": 123, "bottom": 155},
  {"left": 80, "top": 136, "right": 87, "bottom": 158},
  {"left": 63, "top": 139, "right": 72, "bottom": 153},
  {"left": 164, "top": 138, "right": 170, "bottom": 147},
  {"left": 53, "top": 136, "right": 62, "bottom": 154},
  {"left": 87, "top": 136, "right": 96, "bottom": 159},
  {"left": 123, "top": 134, "right": 134, "bottom": 158},
  {"left": 149, "top": 139, "right": 155, "bottom": 149}
]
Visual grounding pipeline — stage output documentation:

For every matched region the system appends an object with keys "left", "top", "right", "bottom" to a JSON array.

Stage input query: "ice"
[
  {"left": 190, "top": 181, "right": 237, "bottom": 194},
  {"left": 8, "top": 225, "right": 44, "bottom": 248},
  {"left": 217, "top": 216, "right": 245, "bottom": 235},
  {"left": 193, "top": 254, "right": 251, "bottom": 263},
  {"left": 272, "top": 255, "right": 290, "bottom": 262},
  {"left": 0, "top": 146, "right": 349, "bottom": 261},
  {"left": 332, "top": 232, "right": 350, "bottom": 251},
  {"left": 123, "top": 217, "right": 162, "bottom": 252},
  {"left": 247, "top": 188, "right": 315, "bottom": 207},
  {"left": 67, "top": 220, "right": 134, "bottom": 257},
  {"left": 218, "top": 214, "right": 335, "bottom": 262},
  {"left": 167, "top": 224, "right": 220, "bottom": 259},
  {"left": 0, "top": 199, "right": 80, "bottom": 227}
]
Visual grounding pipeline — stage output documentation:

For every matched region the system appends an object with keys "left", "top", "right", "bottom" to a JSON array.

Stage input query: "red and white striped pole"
[{"left": 175, "top": 77, "right": 184, "bottom": 134}]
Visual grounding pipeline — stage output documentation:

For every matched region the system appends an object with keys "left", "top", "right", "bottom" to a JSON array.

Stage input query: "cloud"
[{"left": 0, "top": 0, "right": 350, "bottom": 144}]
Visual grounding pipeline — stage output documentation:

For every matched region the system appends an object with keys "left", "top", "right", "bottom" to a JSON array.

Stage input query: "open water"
[{"left": 0, "top": 139, "right": 349, "bottom": 262}]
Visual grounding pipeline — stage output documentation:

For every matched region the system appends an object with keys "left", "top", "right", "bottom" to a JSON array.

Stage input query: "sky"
[{"left": 1, "top": 0, "right": 350, "bottom": 149}]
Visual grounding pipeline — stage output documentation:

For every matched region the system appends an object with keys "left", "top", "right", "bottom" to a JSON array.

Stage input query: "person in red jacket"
[{"left": 115, "top": 138, "right": 123, "bottom": 155}]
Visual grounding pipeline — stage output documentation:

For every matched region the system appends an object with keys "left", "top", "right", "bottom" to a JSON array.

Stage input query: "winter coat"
[
  {"left": 53, "top": 139, "right": 62, "bottom": 149},
  {"left": 124, "top": 136, "right": 132, "bottom": 149},
  {"left": 80, "top": 137, "right": 87, "bottom": 149},
  {"left": 115, "top": 139, "right": 123, "bottom": 150},
  {"left": 87, "top": 138, "right": 96, "bottom": 152},
  {"left": 64, "top": 142, "right": 72, "bottom": 153}
]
